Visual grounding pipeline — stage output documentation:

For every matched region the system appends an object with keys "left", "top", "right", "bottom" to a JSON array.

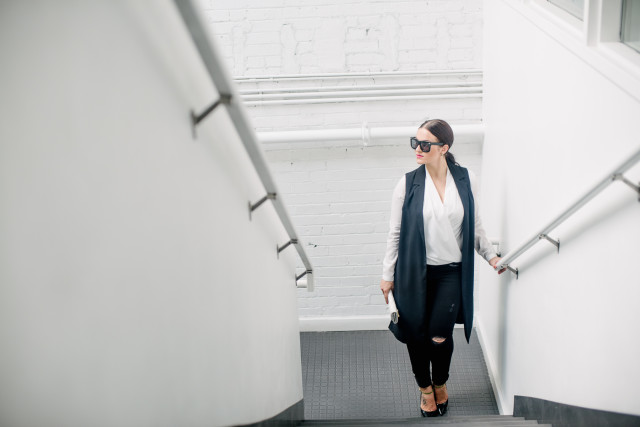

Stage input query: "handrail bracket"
[
  {"left": 538, "top": 234, "right": 560, "bottom": 252},
  {"left": 613, "top": 173, "right": 640, "bottom": 201},
  {"left": 505, "top": 265, "right": 519, "bottom": 279},
  {"left": 277, "top": 238, "right": 298, "bottom": 258},
  {"left": 190, "top": 93, "right": 232, "bottom": 138},
  {"left": 296, "top": 269, "right": 311, "bottom": 281},
  {"left": 248, "top": 193, "right": 277, "bottom": 220},
  {"left": 296, "top": 270, "right": 313, "bottom": 289}
]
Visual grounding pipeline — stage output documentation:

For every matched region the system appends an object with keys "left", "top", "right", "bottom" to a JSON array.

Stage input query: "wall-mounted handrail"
[
  {"left": 173, "top": 0, "right": 314, "bottom": 290},
  {"left": 497, "top": 147, "right": 640, "bottom": 277}
]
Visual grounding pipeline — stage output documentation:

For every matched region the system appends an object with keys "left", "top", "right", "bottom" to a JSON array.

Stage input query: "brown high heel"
[
  {"left": 434, "top": 383, "right": 448, "bottom": 415},
  {"left": 418, "top": 386, "right": 439, "bottom": 417}
]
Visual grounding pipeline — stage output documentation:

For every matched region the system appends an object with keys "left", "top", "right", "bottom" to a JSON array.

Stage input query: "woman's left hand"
[{"left": 489, "top": 257, "right": 507, "bottom": 275}]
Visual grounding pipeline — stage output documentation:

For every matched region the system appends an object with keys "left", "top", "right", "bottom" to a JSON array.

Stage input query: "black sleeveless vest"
[{"left": 388, "top": 159, "right": 476, "bottom": 343}]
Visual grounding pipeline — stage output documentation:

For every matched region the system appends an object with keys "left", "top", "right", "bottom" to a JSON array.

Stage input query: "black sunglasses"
[{"left": 410, "top": 137, "right": 445, "bottom": 152}]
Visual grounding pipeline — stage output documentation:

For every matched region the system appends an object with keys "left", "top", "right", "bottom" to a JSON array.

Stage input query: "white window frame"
[
  {"left": 547, "top": 0, "right": 586, "bottom": 20},
  {"left": 531, "top": 0, "right": 584, "bottom": 33},
  {"left": 511, "top": 0, "right": 640, "bottom": 102},
  {"left": 619, "top": 0, "right": 640, "bottom": 53},
  {"left": 589, "top": 0, "right": 640, "bottom": 80}
]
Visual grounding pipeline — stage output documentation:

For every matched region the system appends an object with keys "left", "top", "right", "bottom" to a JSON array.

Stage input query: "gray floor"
[{"left": 300, "top": 328, "right": 499, "bottom": 420}]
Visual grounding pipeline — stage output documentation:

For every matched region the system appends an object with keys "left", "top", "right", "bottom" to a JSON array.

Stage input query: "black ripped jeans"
[{"left": 406, "top": 263, "right": 461, "bottom": 388}]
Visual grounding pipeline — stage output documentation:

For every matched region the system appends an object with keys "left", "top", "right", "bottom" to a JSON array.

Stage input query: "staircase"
[
  {"left": 298, "top": 331, "right": 556, "bottom": 426},
  {"left": 299, "top": 415, "right": 551, "bottom": 426}
]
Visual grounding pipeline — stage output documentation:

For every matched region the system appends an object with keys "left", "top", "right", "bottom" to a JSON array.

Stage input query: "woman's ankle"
[
  {"left": 419, "top": 385, "right": 437, "bottom": 411},
  {"left": 433, "top": 383, "right": 448, "bottom": 404}
]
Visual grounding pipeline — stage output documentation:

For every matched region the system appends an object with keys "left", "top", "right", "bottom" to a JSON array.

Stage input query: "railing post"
[
  {"left": 248, "top": 193, "right": 277, "bottom": 220},
  {"left": 538, "top": 234, "right": 560, "bottom": 252},
  {"left": 277, "top": 239, "right": 297, "bottom": 259},
  {"left": 505, "top": 265, "right": 519, "bottom": 279},
  {"left": 190, "top": 93, "right": 232, "bottom": 138},
  {"left": 296, "top": 270, "right": 313, "bottom": 290},
  {"left": 613, "top": 173, "right": 640, "bottom": 201}
]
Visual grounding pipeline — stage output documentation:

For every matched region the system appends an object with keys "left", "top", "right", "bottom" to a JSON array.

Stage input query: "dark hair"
[{"left": 419, "top": 119, "right": 457, "bottom": 165}]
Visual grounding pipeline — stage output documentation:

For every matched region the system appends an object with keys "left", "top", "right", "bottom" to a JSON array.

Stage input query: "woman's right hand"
[{"left": 380, "top": 279, "right": 394, "bottom": 304}]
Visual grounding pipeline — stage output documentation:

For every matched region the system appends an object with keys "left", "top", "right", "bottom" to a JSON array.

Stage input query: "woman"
[{"left": 380, "top": 119, "right": 503, "bottom": 417}]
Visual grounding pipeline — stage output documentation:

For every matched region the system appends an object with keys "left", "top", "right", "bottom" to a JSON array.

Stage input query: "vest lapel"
[
  {"left": 449, "top": 162, "right": 470, "bottom": 221},
  {"left": 446, "top": 159, "right": 475, "bottom": 343},
  {"left": 413, "top": 165, "right": 426, "bottom": 251}
]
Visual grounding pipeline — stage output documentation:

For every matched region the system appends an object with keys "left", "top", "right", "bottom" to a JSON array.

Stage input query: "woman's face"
[{"left": 414, "top": 128, "right": 447, "bottom": 165}]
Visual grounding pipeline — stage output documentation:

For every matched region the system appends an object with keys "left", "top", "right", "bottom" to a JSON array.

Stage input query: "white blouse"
[{"left": 382, "top": 168, "right": 496, "bottom": 282}]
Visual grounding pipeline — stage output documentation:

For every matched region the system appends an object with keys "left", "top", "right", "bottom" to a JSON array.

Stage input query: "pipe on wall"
[
  {"left": 238, "top": 81, "right": 482, "bottom": 95},
  {"left": 234, "top": 69, "right": 483, "bottom": 82},
  {"left": 245, "top": 93, "right": 482, "bottom": 106},
  {"left": 241, "top": 86, "right": 482, "bottom": 101},
  {"left": 257, "top": 123, "right": 484, "bottom": 146}
]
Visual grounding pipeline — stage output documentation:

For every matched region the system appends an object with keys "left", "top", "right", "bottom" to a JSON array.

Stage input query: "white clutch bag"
[{"left": 388, "top": 292, "right": 399, "bottom": 324}]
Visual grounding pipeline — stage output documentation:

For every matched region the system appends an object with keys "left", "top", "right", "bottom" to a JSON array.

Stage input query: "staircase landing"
[{"left": 300, "top": 328, "right": 498, "bottom": 420}]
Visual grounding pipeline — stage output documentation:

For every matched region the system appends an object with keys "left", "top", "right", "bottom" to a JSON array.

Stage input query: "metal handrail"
[
  {"left": 497, "top": 147, "right": 640, "bottom": 277},
  {"left": 173, "top": 0, "right": 314, "bottom": 290}
]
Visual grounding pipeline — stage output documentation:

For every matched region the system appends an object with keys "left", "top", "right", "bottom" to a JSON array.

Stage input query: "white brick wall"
[
  {"left": 200, "top": 0, "right": 485, "bottom": 328},
  {"left": 201, "top": 0, "right": 483, "bottom": 75},
  {"left": 247, "top": 97, "right": 483, "bottom": 132},
  {"left": 236, "top": 71, "right": 483, "bottom": 132},
  {"left": 267, "top": 140, "right": 485, "bottom": 320}
]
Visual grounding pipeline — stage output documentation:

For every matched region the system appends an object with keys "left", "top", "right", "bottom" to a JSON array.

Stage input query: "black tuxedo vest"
[{"left": 389, "top": 159, "right": 476, "bottom": 343}]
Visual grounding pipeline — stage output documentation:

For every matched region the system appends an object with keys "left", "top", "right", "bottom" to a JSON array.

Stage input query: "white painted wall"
[
  {"left": 0, "top": 2, "right": 302, "bottom": 426},
  {"left": 201, "top": 0, "right": 483, "bottom": 75},
  {"left": 479, "top": 0, "right": 640, "bottom": 416}
]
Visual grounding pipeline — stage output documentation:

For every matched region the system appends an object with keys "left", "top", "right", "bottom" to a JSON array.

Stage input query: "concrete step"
[
  {"left": 334, "top": 424, "right": 548, "bottom": 427},
  {"left": 302, "top": 416, "right": 523, "bottom": 423},
  {"left": 300, "top": 414, "right": 548, "bottom": 425}
]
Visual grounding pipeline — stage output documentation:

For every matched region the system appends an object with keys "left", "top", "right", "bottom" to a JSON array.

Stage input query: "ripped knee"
[{"left": 431, "top": 336, "right": 446, "bottom": 344}]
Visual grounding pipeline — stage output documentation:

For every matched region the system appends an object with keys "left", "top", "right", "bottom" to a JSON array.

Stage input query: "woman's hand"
[
  {"left": 380, "top": 279, "right": 394, "bottom": 304},
  {"left": 489, "top": 256, "right": 507, "bottom": 275}
]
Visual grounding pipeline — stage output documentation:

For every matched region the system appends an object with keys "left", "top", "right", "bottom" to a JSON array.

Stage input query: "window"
[
  {"left": 547, "top": 0, "right": 584, "bottom": 20},
  {"left": 621, "top": 0, "right": 640, "bottom": 53}
]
